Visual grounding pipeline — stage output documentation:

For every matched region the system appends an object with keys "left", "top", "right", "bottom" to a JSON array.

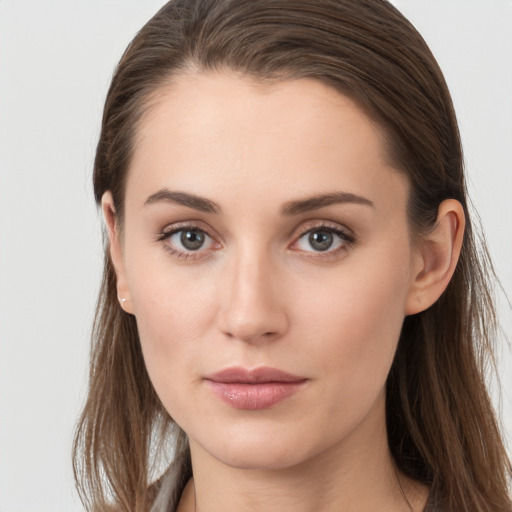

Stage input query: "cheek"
[
  {"left": 125, "top": 252, "right": 219, "bottom": 393},
  {"left": 297, "top": 242, "right": 412, "bottom": 395},
  {"left": 126, "top": 234, "right": 216, "bottom": 333}
]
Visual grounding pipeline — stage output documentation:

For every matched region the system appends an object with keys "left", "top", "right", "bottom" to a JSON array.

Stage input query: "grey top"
[
  {"left": 149, "top": 462, "right": 183, "bottom": 512},
  {"left": 150, "top": 461, "right": 441, "bottom": 512}
]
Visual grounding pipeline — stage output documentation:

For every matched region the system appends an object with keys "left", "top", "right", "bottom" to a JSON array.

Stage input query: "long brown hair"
[{"left": 73, "top": 1, "right": 512, "bottom": 511}]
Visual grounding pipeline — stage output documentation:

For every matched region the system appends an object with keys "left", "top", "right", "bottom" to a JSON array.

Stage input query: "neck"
[{"left": 179, "top": 396, "right": 428, "bottom": 512}]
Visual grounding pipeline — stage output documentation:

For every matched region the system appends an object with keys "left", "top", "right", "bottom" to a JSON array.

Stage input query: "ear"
[
  {"left": 101, "top": 191, "right": 134, "bottom": 315},
  {"left": 405, "top": 199, "right": 465, "bottom": 316}
]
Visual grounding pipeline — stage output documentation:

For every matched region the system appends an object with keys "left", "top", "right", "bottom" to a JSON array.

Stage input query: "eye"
[
  {"left": 158, "top": 225, "right": 217, "bottom": 258},
  {"left": 294, "top": 226, "right": 354, "bottom": 253},
  {"left": 170, "top": 229, "right": 211, "bottom": 251}
]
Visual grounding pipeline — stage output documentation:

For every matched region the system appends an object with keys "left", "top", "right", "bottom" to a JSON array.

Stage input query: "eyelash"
[{"left": 156, "top": 222, "right": 356, "bottom": 261}]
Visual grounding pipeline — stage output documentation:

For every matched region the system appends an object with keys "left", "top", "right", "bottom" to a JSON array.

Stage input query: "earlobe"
[
  {"left": 101, "top": 192, "right": 134, "bottom": 315},
  {"left": 405, "top": 199, "right": 465, "bottom": 316}
]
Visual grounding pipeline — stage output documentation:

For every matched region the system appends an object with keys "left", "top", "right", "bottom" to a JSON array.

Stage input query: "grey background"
[{"left": 0, "top": 1, "right": 510, "bottom": 510}]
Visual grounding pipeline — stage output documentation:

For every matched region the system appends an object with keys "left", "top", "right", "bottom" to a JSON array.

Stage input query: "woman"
[{"left": 73, "top": 1, "right": 512, "bottom": 511}]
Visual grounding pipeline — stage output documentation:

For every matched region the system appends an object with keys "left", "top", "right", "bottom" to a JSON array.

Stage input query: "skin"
[{"left": 104, "top": 72, "right": 464, "bottom": 512}]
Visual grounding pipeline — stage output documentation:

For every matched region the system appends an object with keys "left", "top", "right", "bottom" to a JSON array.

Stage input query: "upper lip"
[{"left": 205, "top": 366, "right": 307, "bottom": 384}]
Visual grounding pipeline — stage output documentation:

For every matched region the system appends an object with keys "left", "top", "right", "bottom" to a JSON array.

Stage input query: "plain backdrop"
[{"left": 0, "top": 1, "right": 510, "bottom": 510}]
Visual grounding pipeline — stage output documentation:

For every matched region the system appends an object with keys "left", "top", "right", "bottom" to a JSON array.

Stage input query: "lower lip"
[{"left": 205, "top": 381, "right": 306, "bottom": 410}]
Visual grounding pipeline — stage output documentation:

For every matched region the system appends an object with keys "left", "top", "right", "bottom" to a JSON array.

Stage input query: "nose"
[{"left": 217, "top": 251, "right": 289, "bottom": 344}]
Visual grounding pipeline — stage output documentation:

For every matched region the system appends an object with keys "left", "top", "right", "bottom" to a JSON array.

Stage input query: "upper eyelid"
[
  {"left": 159, "top": 221, "right": 217, "bottom": 239},
  {"left": 161, "top": 220, "right": 210, "bottom": 232},
  {"left": 291, "top": 220, "right": 354, "bottom": 240}
]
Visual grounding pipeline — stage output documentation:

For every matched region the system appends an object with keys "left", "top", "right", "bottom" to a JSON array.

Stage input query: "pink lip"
[{"left": 204, "top": 367, "right": 308, "bottom": 410}]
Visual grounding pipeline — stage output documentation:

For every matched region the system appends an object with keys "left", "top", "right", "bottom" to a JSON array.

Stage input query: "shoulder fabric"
[{"left": 150, "top": 458, "right": 188, "bottom": 512}]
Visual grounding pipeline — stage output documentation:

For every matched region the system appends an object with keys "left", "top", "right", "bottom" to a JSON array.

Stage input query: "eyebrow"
[
  {"left": 143, "top": 188, "right": 373, "bottom": 216},
  {"left": 144, "top": 189, "right": 220, "bottom": 214},
  {"left": 281, "top": 192, "right": 374, "bottom": 216}
]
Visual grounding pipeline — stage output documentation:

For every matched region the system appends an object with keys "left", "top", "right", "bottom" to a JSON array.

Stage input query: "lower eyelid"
[{"left": 161, "top": 240, "right": 212, "bottom": 261}]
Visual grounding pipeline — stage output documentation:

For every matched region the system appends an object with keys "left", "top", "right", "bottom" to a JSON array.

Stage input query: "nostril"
[{"left": 220, "top": 326, "right": 280, "bottom": 344}]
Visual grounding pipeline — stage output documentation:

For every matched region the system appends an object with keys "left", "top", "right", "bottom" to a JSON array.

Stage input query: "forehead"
[{"left": 126, "top": 72, "right": 408, "bottom": 213}]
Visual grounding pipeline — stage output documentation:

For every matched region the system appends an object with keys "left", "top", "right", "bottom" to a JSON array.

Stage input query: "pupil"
[
  {"left": 309, "top": 231, "right": 333, "bottom": 251},
  {"left": 181, "top": 230, "right": 205, "bottom": 250}
]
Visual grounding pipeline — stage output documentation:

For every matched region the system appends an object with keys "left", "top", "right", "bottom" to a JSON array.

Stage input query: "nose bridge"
[{"left": 218, "top": 243, "right": 287, "bottom": 343}]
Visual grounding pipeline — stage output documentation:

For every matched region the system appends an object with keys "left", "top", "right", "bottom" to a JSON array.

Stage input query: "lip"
[{"left": 204, "top": 367, "right": 308, "bottom": 410}]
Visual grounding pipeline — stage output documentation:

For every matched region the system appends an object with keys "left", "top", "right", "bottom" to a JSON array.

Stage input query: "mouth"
[{"left": 203, "top": 366, "right": 308, "bottom": 410}]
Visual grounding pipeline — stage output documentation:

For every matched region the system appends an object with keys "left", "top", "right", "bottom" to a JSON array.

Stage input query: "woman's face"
[{"left": 110, "top": 72, "right": 424, "bottom": 470}]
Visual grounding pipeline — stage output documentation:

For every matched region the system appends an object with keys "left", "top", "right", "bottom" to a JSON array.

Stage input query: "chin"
[
  {"left": 215, "top": 443, "right": 310, "bottom": 471},
  {"left": 193, "top": 423, "right": 328, "bottom": 471}
]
